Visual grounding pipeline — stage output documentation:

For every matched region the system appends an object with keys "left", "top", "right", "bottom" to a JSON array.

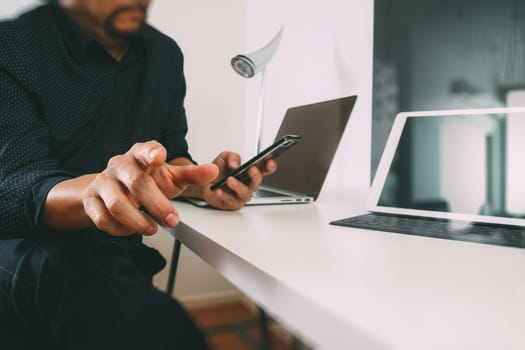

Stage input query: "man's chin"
[
  {"left": 106, "top": 23, "right": 145, "bottom": 39},
  {"left": 105, "top": 5, "right": 147, "bottom": 39}
]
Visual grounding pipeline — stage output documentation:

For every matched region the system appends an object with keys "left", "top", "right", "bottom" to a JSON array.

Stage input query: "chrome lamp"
[{"left": 231, "top": 27, "right": 283, "bottom": 153}]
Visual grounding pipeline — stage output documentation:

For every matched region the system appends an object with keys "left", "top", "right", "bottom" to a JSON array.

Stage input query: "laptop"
[
  {"left": 331, "top": 107, "right": 525, "bottom": 249},
  {"left": 187, "top": 95, "right": 357, "bottom": 206}
]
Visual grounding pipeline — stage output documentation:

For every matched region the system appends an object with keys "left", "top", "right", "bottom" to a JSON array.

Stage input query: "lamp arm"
[
  {"left": 244, "top": 26, "right": 283, "bottom": 73},
  {"left": 255, "top": 68, "right": 267, "bottom": 154}
]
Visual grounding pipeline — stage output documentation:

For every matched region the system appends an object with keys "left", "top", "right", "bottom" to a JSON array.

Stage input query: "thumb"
[{"left": 170, "top": 164, "right": 219, "bottom": 187}]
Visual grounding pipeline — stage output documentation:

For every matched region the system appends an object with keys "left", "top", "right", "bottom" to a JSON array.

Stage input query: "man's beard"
[{"left": 104, "top": 5, "right": 147, "bottom": 39}]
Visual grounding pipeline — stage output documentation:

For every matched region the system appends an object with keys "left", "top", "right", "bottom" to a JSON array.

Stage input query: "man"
[{"left": 0, "top": 0, "right": 275, "bottom": 349}]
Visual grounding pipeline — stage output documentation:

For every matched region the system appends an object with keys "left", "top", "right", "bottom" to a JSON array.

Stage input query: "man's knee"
[
  {"left": 0, "top": 238, "right": 66, "bottom": 347},
  {"left": 0, "top": 238, "right": 68, "bottom": 322},
  {"left": 0, "top": 233, "right": 133, "bottom": 328}
]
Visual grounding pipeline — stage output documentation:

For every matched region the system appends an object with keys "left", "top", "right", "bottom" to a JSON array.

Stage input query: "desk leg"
[
  {"left": 167, "top": 239, "right": 182, "bottom": 296},
  {"left": 258, "top": 306, "right": 271, "bottom": 350},
  {"left": 167, "top": 238, "right": 274, "bottom": 350}
]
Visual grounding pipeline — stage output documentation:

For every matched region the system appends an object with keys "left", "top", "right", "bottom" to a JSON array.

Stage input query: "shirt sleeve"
[
  {"left": 161, "top": 52, "right": 195, "bottom": 164},
  {"left": 0, "top": 68, "right": 73, "bottom": 238}
]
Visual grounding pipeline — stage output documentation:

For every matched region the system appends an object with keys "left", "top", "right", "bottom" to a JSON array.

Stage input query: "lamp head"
[
  {"left": 231, "top": 26, "right": 283, "bottom": 78},
  {"left": 231, "top": 55, "right": 256, "bottom": 78}
]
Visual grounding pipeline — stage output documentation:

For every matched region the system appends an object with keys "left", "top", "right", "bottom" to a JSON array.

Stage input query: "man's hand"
[
  {"left": 200, "top": 151, "right": 276, "bottom": 210},
  {"left": 82, "top": 141, "right": 218, "bottom": 236}
]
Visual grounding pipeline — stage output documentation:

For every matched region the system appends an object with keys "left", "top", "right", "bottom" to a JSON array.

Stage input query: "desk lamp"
[{"left": 231, "top": 27, "right": 283, "bottom": 153}]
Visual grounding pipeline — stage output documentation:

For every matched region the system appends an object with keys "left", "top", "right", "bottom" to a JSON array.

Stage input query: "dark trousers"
[{"left": 0, "top": 229, "right": 210, "bottom": 350}]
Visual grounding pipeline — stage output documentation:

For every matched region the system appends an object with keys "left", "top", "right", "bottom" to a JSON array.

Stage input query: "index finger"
[
  {"left": 225, "top": 152, "right": 241, "bottom": 170},
  {"left": 129, "top": 141, "right": 167, "bottom": 168},
  {"left": 261, "top": 159, "right": 277, "bottom": 176}
]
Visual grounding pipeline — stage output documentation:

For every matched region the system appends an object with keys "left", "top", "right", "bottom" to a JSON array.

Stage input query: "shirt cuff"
[{"left": 27, "top": 175, "right": 72, "bottom": 230}]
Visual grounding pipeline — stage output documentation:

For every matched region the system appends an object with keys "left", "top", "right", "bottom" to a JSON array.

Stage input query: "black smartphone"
[{"left": 210, "top": 134, "right": 301, "bottom": 192}]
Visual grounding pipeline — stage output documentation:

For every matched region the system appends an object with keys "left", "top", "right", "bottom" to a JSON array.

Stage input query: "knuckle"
[
  {"left": 82, "top": 194, "right": 99, "bottom": 214},
  {"left": 129, "top": 142, "right": 144, "bottom": 154},
  {"left": 154, "top": 202, "right": 172, "bottom": 217},
  {"left": 132, "top": 141, "right": 145, "bottom": 148},
  {"left": 93, "top": 212, "right": 130, "bottom": 236},
  {"left": 127, "top": 172, "right": 149, "bottom": 193},
  {"left": 130, "top": 140, "right": 160, "bottom": 153},
  {"left": 106, "top": 196, "right": 125, "bottom": 214},
  {"left": 94, "top": 171, "right": 111, "bottom": 184},
  {"left": 91, "top": 212, "right": 111, "bottom": 231},
  {"left": 107, "top": 154, "right": 125, "bottom": 169},
  {"left": 82, "top": 188, "right": 95, "bottom": 202},
  {"left": 145, "top": 140, "right": 161, "bottom": 149},
  {"left": 136, "top": 221, "right": 152, "bottom": 234}
]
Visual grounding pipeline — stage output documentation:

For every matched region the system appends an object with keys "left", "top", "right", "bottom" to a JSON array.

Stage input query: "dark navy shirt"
[{"left": 0, "top": 4, "right": 193, "bottom": 238}]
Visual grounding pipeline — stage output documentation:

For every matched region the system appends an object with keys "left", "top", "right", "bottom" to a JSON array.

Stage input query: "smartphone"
[{"left": 210, "top": 134, "right": 301, "bottom": 192}]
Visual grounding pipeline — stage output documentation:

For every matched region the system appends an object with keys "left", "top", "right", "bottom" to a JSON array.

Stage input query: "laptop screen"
[
  {"left": 262, "top": 96, "right": 357, "bottom": 199},
  {"left": 369, "top": 107, "right": 525, "bottom": 227}
]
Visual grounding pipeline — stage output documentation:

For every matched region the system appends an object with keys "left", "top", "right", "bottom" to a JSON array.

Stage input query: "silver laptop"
[
  {"left": 331, "top": 107, "right": 525, "bottom": 248},
  {"left": 188, "top": 95, "right": 357, "bottom": 206}
]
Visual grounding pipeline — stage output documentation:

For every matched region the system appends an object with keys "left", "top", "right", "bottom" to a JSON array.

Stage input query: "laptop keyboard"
[{"left": 330, "top": 213, "right": 525, "bottom": 248}]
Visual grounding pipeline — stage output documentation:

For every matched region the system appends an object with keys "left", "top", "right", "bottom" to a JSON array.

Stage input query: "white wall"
[
  {"left": 244, "top": 0, "right": 373, "bottom": 196},
  {"left": 149, "top": 0, "right": 248, "bottom": 163},
  {"left": 0, "top": 0, "right": 38, "bottom": 19},
  {"left": 1, "top": 0, "right": 374, "bottom": 305}
]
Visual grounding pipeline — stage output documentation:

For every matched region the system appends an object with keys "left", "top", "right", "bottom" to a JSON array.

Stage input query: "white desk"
[{"left": 166, "top": 188, "right": 525, "bottom": 350}]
